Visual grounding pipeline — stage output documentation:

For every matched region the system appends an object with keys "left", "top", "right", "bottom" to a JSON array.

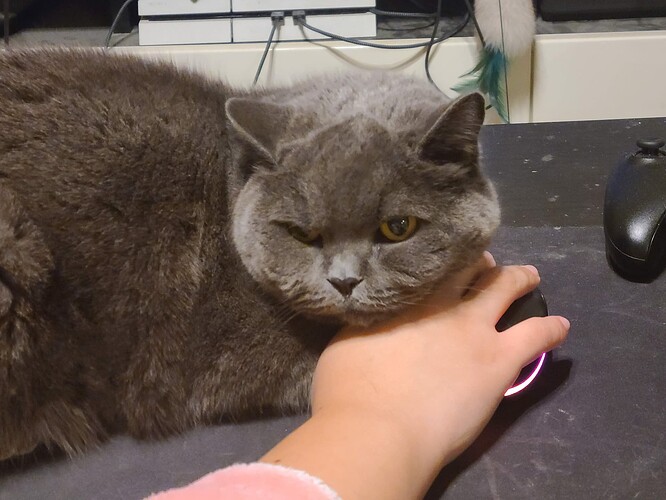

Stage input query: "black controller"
[
  {"left": 604, "top": 139, "right": 666, "bottom": 282},
  {"left": 497, "top": 288, "right": 549, "bottom": 397}
]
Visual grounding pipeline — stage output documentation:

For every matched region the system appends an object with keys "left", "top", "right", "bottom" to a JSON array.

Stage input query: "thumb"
[{"left": 501, "top": 315, "right": 570, "bottom": 368}]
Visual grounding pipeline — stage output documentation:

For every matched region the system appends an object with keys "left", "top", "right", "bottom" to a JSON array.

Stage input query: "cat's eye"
[
  {"left": 379, "top": 216, "right": 418, "bottom": 242},
  {"left": 287, "top": 225, "right": 321, "bottom": 245}
]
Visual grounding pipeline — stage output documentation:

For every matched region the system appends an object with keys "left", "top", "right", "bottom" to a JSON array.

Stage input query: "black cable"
[
  {"left": 463, "top": 0, "right": 485, "bottom": 46},
  {"left": 253, "top": 22, "right": 278, "bottom": 85},
  {"left": 421, "top": 0, "right": 470, "bottom": 90},
  {"left": 369, "top": 8, "right": 436, "bottom": 19},
  {"left": 105, "top": 0, "right": 137, "bottom": 49},
  {"left": 424, "top": 0, "right": 443, "bottom": 87},
  {"left": 294, "top": 14, "right": 468, "bottom": 50}
]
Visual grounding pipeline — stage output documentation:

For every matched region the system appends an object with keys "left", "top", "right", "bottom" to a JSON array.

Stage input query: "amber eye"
[
  {"left": 288, "top": 225, "right": 320, "bottom": 244},
  {"left": 379, "top": 216, "right": 418, "bottom": 242}
]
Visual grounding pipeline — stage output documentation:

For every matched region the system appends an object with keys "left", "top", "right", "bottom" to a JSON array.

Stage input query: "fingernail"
[
  {"left": 524, "top": 265, "right": 539, "bottom": 276},
  {"left": 558, "top": 316, "right": 570, "bottom": 329}
]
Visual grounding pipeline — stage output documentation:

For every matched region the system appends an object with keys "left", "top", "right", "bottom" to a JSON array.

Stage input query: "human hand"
[{"left": 310, "top": 254, "right": 569, "bottom": 488}]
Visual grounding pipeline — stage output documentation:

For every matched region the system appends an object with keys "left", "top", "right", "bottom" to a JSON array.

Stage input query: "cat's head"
[{"left": 226, "top": 90, "right": 499, "bottom": 326}]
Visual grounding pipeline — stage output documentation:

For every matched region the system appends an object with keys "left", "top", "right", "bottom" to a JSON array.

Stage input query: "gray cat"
[{"left": 0, "top": 49, "right": 499, "bottom": 461}]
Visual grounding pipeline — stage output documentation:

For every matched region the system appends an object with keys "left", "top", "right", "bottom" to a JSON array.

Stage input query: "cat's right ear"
[
  {"left": 417, "top": 93, "right": 485, "bottom": 166},
  {"left": 225, "top": 98, "right": 292, "bottom": 163}
]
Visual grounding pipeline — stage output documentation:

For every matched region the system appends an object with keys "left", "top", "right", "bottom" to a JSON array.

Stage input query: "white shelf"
[
  {"left": 138, "top": 0, "right": 231, "bottom": 16},
  {"left": 138, "top": 18, "right": 231, "bottom": 46}
]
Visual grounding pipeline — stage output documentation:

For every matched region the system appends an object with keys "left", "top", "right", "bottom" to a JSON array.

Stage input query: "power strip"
[
  {"left": 138, "top": 0, "right": 374, "bottom": 15},
  {"left": 139, "top": 12, "right": 376, "bottom": 46},
  {"left": 137, "top": 0, "right": 377, "bottom": 46}
]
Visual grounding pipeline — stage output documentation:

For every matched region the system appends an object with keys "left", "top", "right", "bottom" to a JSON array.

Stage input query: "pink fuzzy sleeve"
[{"left": 146, "top": 462, "right": 340, "bottom": 500}]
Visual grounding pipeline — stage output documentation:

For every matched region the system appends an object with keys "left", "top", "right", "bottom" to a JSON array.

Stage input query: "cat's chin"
[
  {"left": 300, "top": 306, "right": 401, "bottom": 328},
  {"left": 340, "top": 311, "right": 392, "bottom": 327}
]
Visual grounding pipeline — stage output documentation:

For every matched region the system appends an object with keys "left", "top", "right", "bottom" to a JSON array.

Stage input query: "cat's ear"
[
  {"left": 417, "top": 93, "right": 485, "bottom": 165},
  {"left": 225, "top": 98, "right": 292, "bottom": 162}
]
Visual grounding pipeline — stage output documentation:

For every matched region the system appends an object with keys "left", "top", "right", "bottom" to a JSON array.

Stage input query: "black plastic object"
[
  {"left": 604, "top": 139, "right": 666, "bottom": 282},
  {"left": 497, "top": 289, "right": 549, "bottom": 396},
  {"left": 539, "top": 0, "right": 666, "bottom": 21}
]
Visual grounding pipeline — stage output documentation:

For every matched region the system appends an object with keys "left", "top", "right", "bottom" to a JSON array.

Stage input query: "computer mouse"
[
  {"left": 604, "top": 138, "right": 666, "bottom": 282},
  {"left": 496, "top": 288, "right": 549, "bottom": 396}
]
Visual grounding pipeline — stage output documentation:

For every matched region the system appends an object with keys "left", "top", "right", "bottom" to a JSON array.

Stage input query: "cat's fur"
[{"left": 0, "top": 49, "right": 499, "bottom": 460}]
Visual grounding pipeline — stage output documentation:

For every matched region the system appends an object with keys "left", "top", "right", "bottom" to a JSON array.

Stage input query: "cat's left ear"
[
  {"left": 417, "top": 93, "right": 485, "bottom": 165},
  {"left": 225, "top": 98, "right": 292, "bottom": 162}
]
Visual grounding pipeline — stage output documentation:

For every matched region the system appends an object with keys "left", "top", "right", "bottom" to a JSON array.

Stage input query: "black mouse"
[
  {"left": 604, "top": 138, "right": 666, "bottom": 282},
  {"left": 496, "top": 288, "right": 549, "bottom": 397}
]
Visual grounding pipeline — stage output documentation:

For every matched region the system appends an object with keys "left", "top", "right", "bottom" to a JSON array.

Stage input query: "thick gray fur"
[{"left": 0, "top": 49, "right": 499, "bottom": 460}]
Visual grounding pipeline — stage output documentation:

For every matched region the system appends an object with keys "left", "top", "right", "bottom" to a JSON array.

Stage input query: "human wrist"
[
  {"left": 313, "top": 402, "right": 448, "bottom": 488},
  {"left": 262, "top": 404, "right": 438, "bottom": 500}
]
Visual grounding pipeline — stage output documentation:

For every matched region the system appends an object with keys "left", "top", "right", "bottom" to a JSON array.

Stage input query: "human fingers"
[
  {"left": 501, "top": 315, "right": 570, "bottom": 368},
  {"left": 463, "top": 264, "right": 541, "bottom": 323},
  {"left": 482, "top": 251, "right": 496, "bottom": 268}
]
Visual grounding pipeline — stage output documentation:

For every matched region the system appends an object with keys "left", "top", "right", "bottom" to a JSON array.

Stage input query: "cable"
[
  {"left": 253, "top": 12, "right": 284, "bottom": 85},
  {"left": 462, "top": 0, "right": 485, "bottom": 46},
  {"left": 422, "top": 1, "right": 472, "bottom": 88},
  {"left": 369, "top": 8, "right": 436, "bottom": 19},
  {"left": 253, "top": 25, "right": 277, "bottom": 85},
  {"left": 293, "top": 12, "right": 468, "bottom": 51},
  {"left": 422, "top": 0, "right": 471, "bottom": 91},
  {"left": 424, "top": 0, "right": 443, "bottom": 87},
  {"left": 105, "top": 0, "right": 137, "bottom": 49},
  {"left": 293, "top": 8, "right": 469, "bottom": 94}
]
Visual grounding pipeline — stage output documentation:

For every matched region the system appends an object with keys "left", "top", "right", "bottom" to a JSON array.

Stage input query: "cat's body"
[{"left": 0, "top": 49, "right": 499, "bottom": 460}]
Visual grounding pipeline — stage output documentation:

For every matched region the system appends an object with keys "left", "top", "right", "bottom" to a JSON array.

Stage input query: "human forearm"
[{"left": 261, "top": 406, "right": 437, "bottom": 500}]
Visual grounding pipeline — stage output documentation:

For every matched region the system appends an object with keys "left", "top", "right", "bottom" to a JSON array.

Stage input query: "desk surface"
[{"left": 1, "top": 117, "right": 665, "bottom": 499}]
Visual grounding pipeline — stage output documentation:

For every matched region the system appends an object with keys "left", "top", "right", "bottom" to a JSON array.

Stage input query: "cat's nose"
[{"left": 327, "top": 277, "right": 362, "bottom": 297}]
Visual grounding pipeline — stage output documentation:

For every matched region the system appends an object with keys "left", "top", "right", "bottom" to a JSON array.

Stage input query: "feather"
[
  {"left": 453, "top": 47, "right": 508, "bottom": 122},
  {"left": 453, "top": 0, "right": 535, "bottom": 122}
]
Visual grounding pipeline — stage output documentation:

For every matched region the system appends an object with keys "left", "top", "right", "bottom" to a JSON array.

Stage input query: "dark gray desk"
[{"left": 2, "top": 118, "right": 665, "bottom": 499}]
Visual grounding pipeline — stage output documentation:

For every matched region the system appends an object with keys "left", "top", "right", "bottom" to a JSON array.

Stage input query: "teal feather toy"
[
  {"left": 455, "top": 46, "right": 509, "bottom": 121},
  {"left": 454, "top": 0, "right": 536, "bottom": 122}
]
